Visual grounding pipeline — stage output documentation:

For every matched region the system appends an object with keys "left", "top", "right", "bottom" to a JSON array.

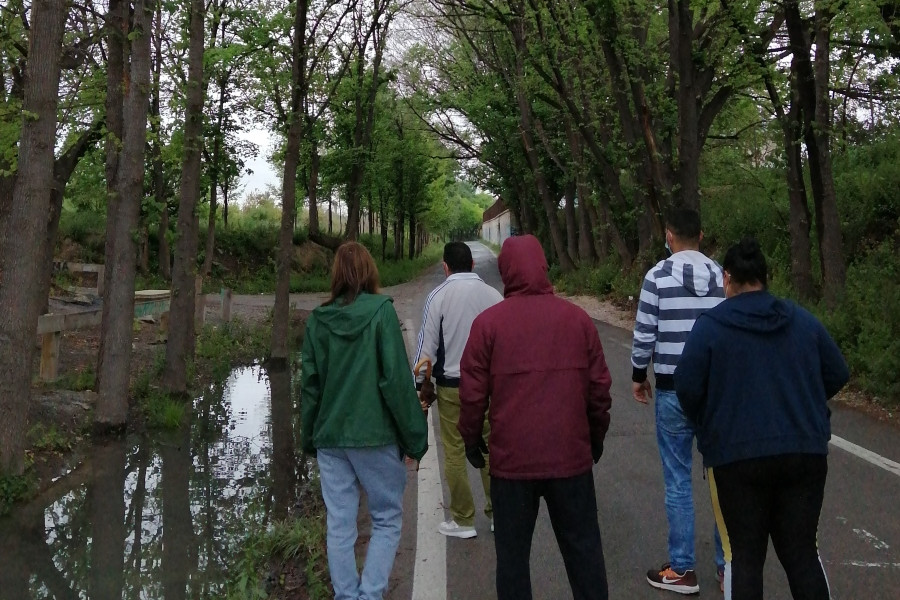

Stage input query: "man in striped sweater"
[
  {"left": 415, "top": 241, "right": 503, "bottom": 539},
  {"left": 631, "top": 208, "right": 726, "bottom": 595}
]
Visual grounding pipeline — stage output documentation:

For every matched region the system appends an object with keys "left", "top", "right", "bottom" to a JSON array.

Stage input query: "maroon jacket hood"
[{"left": 498, "top": 235, "right": 553, "bottom": 297}]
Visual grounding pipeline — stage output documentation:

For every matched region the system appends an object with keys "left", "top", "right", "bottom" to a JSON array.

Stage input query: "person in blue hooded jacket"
[{"left": 675, "top": 237, "right": 849, "bottom": 600}]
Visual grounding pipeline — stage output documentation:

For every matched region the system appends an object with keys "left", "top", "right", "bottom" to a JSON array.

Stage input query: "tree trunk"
[
  {"left": 345, "top": 5, "right": 392, "bottom": 240},
  {"left": 669, "top": 0, "right": 700, "bottom": 210},
  {"left": 271, "top": 0, "right": 308, "bottom": 360},
  {"left": 0, "top": 0, "right": 66, "bottom": 475},
  {"left": 307, "top": 138, "right": 320, "bottom": 234},
  {"left": 407, "top": 211, "right": 415, "bottom": 260},
  {"left": 779, "top": 61, "right": 815, "bottom": 301},
  {"left": 784, "top": 0, "right": 845, "bottom": 305},
  {"left": 151, "top": 3, "right": 170, "bottom": 280},
  {"left": 163, "top": 0, "right": 206, "bottom": 394},
  {"left": 379, "top": 191, "right": 387, "bottom": 260},
  {"left": 88, "top": 441, "right": 128, "bottom": 598},
  {"left": 161, "top": 421, "right": 194, "bottom": 600},
  {"left": 268, "top": 363, "right": 296, "bottom": 520},
  {"left": 201, "top": 82, "right": 228, "bottom": 277},
  {"left": 100, "top": 0, "right": 128, "bottom": 307},
  {"left": 575, "top": 180, "right": 597, "bottom": 264},
  {"left": 96, "top": 0, "right": 154, "bottom": 431},
  {"left": 811, "top": 7, "right": 845, "bottom": 305},
  {"left": 509, "top": 13, "right": 574, "bottom": 270},
  {"left": 563, "top": 183, "right": 579, "bottom": 262},
  {"left": 40, "top": 122, "right": 104, "bottom": 314}
]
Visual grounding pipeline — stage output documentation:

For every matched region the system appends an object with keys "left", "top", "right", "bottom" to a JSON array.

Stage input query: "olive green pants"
[{"left": 437, "top": 385, "right": 492, "bottom": 526}]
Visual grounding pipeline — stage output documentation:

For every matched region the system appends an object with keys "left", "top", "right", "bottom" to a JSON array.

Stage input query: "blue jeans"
[
  {"left": 317, "top": 445, "right": 407, "bottom": 600},
  {"left": 655, "top": 389, "right": 724, "bottom": 572}
]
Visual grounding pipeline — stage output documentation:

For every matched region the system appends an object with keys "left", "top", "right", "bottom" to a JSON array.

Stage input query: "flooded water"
[{"left": 0, "top": 362, "right": 308, "bottom": 599}]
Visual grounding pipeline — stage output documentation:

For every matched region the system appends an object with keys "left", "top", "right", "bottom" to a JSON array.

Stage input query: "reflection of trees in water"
[
  {"left": 268, "top": 361, "right": 298, "bottom": 521},
  {"left": 0, "top": 364, "right": 298, "bottom": 598}
]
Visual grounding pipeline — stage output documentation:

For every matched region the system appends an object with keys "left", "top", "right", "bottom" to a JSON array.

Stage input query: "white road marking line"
[
  {"left": 829, "top": 434, "right": 900, "bottom": 478},
  {"left": 403, "top": 319, "right": 447, "bottom": 600},
  {"left": 411, "top": 405, "right": 448, "bottom": 600},
  {"left": 852, "top": 528, "right": 890, "bottom": 550},
  {"left": 843, "top": 561, "right": 900, "bottom": 569}
]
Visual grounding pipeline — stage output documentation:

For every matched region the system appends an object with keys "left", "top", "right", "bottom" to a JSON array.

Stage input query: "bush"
[
  {"left": 57, "top": 209, "right": 106, "bottom": 260},
  {"left": 818, "top": 238, "right": 900, "bottom": 404}
]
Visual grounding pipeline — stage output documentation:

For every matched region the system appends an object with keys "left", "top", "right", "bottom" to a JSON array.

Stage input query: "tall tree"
[
  {"left": 163, "top": 0, "right": 207, "bottom": 394},
  {"left": 0, "top": 0, "right": 67, "bottom": 475},
  {"left": 95, "top": 0, "right": 155, "bottom": 431},
  {"left": 344, "top": 0, "right": 393, "bottom": 239},
  {"left": 785, "top": 0, "right": 846, "bottom": 305},
  {"left": 271, "top": 0, "right": 310, "bottom": 360}
]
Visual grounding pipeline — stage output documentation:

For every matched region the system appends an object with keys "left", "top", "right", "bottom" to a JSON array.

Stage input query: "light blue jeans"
[
  {"left": 317, "top": 444, "right": 407, "bottom": 600},
  {"left": 655, "top": 389, "right": 725, "bottom": 573}
]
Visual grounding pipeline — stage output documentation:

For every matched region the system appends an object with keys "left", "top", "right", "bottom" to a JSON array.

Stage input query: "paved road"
[
  {"left": 224, "top": 241, "right": 900, "bottom": 598},
  {"left": 383, "top": 241, "right": 900, "bottom": 600}
]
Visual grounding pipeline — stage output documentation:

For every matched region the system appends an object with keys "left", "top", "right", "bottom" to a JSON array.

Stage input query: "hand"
[
  {"left": 418, "top": 378, "right": 437, "bottom": 410},
  {"left": 632, "top": 380, "right": 652, "bottom": 404},
  {"left": 591, "top": 441, "right": 603, "bottom": 464},
  {"left": 465, "top": 437, "right": 488, "bottom": 469}
]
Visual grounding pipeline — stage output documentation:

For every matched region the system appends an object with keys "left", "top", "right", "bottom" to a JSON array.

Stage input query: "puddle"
[{"left": 0, "top": 362, "right": 308, "bottom": 598}]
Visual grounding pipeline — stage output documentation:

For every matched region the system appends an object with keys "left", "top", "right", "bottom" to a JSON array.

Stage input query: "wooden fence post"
[
  {"left": 221, "top": 288, "right": 232, "bottom": 321},
  {"left": 40, "top": 332, "right": 61, "bottom": 382}
]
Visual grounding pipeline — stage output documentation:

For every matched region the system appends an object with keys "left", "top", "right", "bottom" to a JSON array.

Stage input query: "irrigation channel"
[{"left": 0, "top": 362, "right": 308, "bottom": 597}]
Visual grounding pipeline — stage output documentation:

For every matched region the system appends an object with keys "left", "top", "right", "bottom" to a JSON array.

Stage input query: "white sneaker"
[
  {"left": 490, "top": 519, "right": 494, "bottom": 532},
  {"left": 438, "top": 520, "right": 477, "bottom": 539}
]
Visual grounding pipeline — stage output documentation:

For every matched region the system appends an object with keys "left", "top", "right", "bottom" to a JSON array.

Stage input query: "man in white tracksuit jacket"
[{"left": 415, "top": 241, "right": 503, "bottom": 539}]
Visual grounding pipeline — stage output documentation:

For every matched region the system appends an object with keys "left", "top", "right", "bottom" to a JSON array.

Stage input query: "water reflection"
[{"left": 0, "top": 362, "right": 304, "bottom": 599}]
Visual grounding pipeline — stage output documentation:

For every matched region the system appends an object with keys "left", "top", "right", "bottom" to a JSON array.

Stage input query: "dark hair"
[
  {"left": 443, "top": 241, "right": 473, "bottom": 273},
  {"left": 325, "top": 241, "right": 380, "bottom": 305},
  {"left": 723, "top": 237, "right": 768, "bottom": 287},
  {"left": 665, "top": 207, "right": 702, "bottom": 241}
]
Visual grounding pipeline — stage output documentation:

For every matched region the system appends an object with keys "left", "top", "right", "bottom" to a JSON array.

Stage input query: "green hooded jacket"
[{"left": 300, "top": 292, "right": 428, "bottom": 460}]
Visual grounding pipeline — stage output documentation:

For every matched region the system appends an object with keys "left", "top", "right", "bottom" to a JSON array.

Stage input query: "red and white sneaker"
[{"left": 646, "top": 562, "right": 700, "bottom": 594}]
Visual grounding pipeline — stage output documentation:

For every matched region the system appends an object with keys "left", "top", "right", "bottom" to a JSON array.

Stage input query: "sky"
[{"left": 237, "top": 128, "right": 279, "bottom": 198}]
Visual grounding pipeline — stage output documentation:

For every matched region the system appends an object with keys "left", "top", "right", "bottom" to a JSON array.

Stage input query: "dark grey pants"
[{"left": 491, "top": 471, "right": 608, "bottom": 600}]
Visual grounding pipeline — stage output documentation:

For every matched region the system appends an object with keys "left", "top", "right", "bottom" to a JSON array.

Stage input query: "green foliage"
[
  {"left": 833, "top": 134, "right": 900, "bottom": 255},
  {"left": 0, "top": 473, "right": 32, "bottom": 516},
  {"left": 143, "top": 393, "right": 187, "bottom": 430},
  {"left": 57, "top": 208, "right": 106, "bottom": 261},
  {"left": 27, "top": 423, "right": 74, "bottom": 453},
  {"left": 818, "top": 239, "right": 900, "bottom": 404},
  {"left": 52, "top": 367, "right": 96, "bottom": 392},
  {"left": 227, "top": 513, "right": 329, "bottom": 600},
  {"left": 552, "top": 260, "right": 644, "bottom": 302},
  {"left": 215, "top": 219, "right": 280, "bottom": 261},
  {"left": 196, "top": 319, "right": 273, "bottom": 378}
]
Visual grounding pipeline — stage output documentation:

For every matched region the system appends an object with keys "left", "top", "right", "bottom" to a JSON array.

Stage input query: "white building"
[{"left": 481, "top": 199, "right": 518, "bottom": 246}]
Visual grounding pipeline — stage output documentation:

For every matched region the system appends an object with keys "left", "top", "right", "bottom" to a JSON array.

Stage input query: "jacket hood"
[
  {"left": 313, "top": 293, "right": 392, "bottom": 338},
  {"left": 661, "top": 250, "right": 722, "bottom": 297},
  {"left": 498, "top": 235, "right": 553, "bottom": 297},
  {"left": 706, "top": 289, "right": 794, "bottom": 333}
]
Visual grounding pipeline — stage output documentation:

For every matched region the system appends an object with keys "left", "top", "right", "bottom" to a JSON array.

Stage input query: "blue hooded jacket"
[{"left": 675, "top": 290, "right": 849, "bottom": 468}]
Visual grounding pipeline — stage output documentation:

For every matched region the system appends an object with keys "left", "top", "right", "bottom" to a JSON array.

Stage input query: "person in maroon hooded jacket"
[{"left": 458, "top": 235, "right": 612, "bottom": 600}]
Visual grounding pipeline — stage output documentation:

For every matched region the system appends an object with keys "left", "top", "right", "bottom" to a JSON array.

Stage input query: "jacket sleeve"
[
  {"left": 585, "top": 320, "right": 612, "bottom": 452},
  {"left": 377, "top": 302, "right": 429, "bottom": 460},
  {"left": 631, "top": 272, "right": 659, "bottom": 382},
  {"left": 674, "top": 316, "right": 712, "bottom": 425},
  {"left": 458, "top": 314, "right": 491, "bottom": 448},
  {"left": 413, "top": 288, "right": 441, "bottom": 382},
  {"left": 300, "top": 316, "right": 320, "bottom": 454},
  {"left": 815, "top": 316, "right": 850, "bottom": 399}
]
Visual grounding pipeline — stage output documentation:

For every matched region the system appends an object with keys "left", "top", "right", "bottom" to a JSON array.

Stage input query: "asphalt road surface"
[{"left": 381, "top": 240, "right": 900, "bottom": 600}]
